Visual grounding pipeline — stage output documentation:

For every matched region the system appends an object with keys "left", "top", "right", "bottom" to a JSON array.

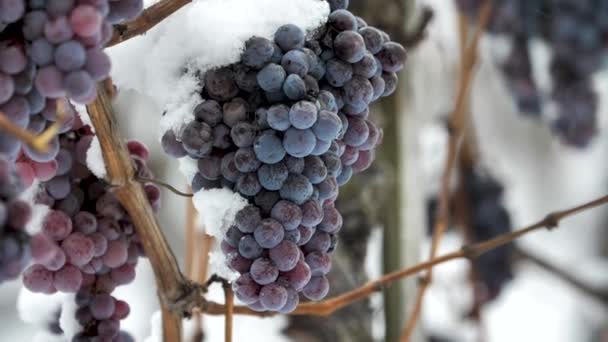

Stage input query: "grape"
[
  {"left": 231, "top": 122, "right": 256, "bottom": 147},
  {"left": 305, "top": 251, "right": 331, "bottom": 276},
  {"left": 283, "top": 128, "right": 316, "bottom": 158},
  {"left": 42, "top": 210, "right": 73, "bottom": 240},
  {"left": 280, "top": 259, "right": 311, "bottom": 291},
  {"left": 303, "top": 231, "right": 331, "bottom": 253},
  {"left": 284, "top": 228, "right": 301, "bottom": 243},
  {"left": 23, "top": 264, "right": 55, "bottom": 294},
  {"left": 30, "top": 233, "right": 59, "bottom": 264},
  {"left": 282, "top": 74, "right": 306, "bottom": 100},
  {"left": 54, "top": 41, "right": 86, "bottom": 72},
  {"left": 0, "top": 72, "right": 15, "bottom": 104},
  {"left": 325, "top": 58, "right": 353, "bottom": 87},
  {"left": 234, "top": 147, "right": 261, "bottom": 173},
  {"left": 343, "top": 76, "right": 374, "bottom": 108},
  {"left": 334, "top": 31, "right": 366, "bottom": 63},
  {"left": 90, "top": 233, "right": 108, "bottom": 257},
  {"left": 54, "top": 264, "right": 83, "bottom": 292},
  {"left": 281, "top": 50, "right": 309, "bottom": 77},
  {"left": 318, "top": 176, "right": 338, "bottom": 201},
  {"left": 257, "top": 162, "right": 288, "bottom": 191},
  {"left": 254, "top": 131, "right": 286, "bottom": 164},
  {"left": 370, "top": 75, "right": 386, "bottom": 100},
  {"left": 90, "top": 294, "right": 115, "bottom": 320},
  {"left": 269, "top": 240, "right": 299, "bottom": 271},
  {"left": 61, "top": 232, "right": 94, "bottom": 266},
  {"left": 267, "top": 104, "right": 291, "bottom": 131},
  {"left": 84, "top": 49, "right": 111, "bottom": 81},
  {"left": 259, "top": 283, "right": 288, "bottom": 310},
  {"left": 312, "top": 110, "right": 342, "bottom": 141},
  {"left": 0, "top": 45, "right": 27, "bottom": 75},
  {"left": 352, "top": 149, "right": 374, "bottom": 173},
  {"left": 289, "top": 101, "right": 318, "bottom": 130},
  {"left": 103, "top": 239, "right": 128, "bottom": 268},
  {"left": 204, "top": 67, "right": 239, "bottom": 101},
  {"left": 235, "top": 65, "right": 258, "bottom": 92},
  {"left": 274, "top": 24, "right": 305, "bottom": 51},
  {"left": 327, "top": 0, "right": 349, "bottom": 11},
  {"left": 336, "top": 165, "right": 353, "bottom": 186},
  {"left": 238, "top": 235, "right": 263, "bottom": 259},
  {"left": 236, "top": 172, "right": 262, "bottom": 196},
  {"left": 220, "top": 152, "right": 240, "bottom": 182},
  {"left": 194, "top": 100, "right": 223, "bottom": 126},
  {"left": 278, "top": 287, "right": 299, "bottom": 313},
  {"left": 257, "top": 63, "right": 286, "bottom": 92},
  {"left": 279, "top": 173, "right": 313, "bottom": 205},
  {"left": 254, "top": 190, "right": 280, "bottom": 214},
  {"left": 382, "top": 72, "right": 398, "bottom": 97},
  {"left": 270, "top": 200, "right": 302, "bottom": 230},
  {"left": 343, "top": 117, "right": 369, "bottom": 147},
  {"left": 284, "top": 156, "right": 305, "bottom": 174},
  {"left": 213, "top": 124, "right": 232, "bottom": 149},
  {"left": 302, "top": 275, "right": 329, "bottom": 301},
  {"left": 180, "top": 120, "right": 213, "bottom": 158},
  {"left": 235, "top": 205, "right": 262, "bottom": 233},
  {"left": 353, "top": 52, "right": 378, "bottom": 78},
  {"left": 234, "top": 273, "right": 260, "bottom": 304},
  {"left": 254, "top": 218, "right": 284, "bottom": 249},
  {"left": 377, "top": 42, "right": 408, "bottom": 72},
  {"left": 250, "top": 257, "right": 279, "bottom": 285},
  {"left": 318, "top": 205, "right": 343, "bottom": 234},
  {"left": 303, "top": 156, "right": 328, "bottom": 184},
  {"left": 46, "top": 175, "right": 71, "bottom": 199},
  {"left": 321, "top": 152, "right": 342, "bottom": 178},
  {"left": 358, "top": 27, "right": 384, "bottom": 54},
  {"left": 242, "top": 37, "right": 274, "bottom": 69}
]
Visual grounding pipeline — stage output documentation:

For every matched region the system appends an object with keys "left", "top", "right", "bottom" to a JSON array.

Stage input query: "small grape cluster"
[
  {"left": 162, "top": 0, "right": 405, "bottom": 312},
  {"left": 463, "top": 168, "right": 513, "bottom": 304},
  {"left": 0, "top": 154, "right": 31, "bottom": 283},
  {"left": 22, "top": 118, "right": 157, "bottom": 340},
  {"left": 0, "top": 0, "right": 143, "bottom": 163},
  {"left": 457, "top": 0, "right": 608, "bottom": 148}
]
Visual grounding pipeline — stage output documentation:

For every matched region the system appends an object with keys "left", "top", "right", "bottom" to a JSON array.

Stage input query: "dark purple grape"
[
  {"left": 235, "top": 205, "right": 262, "bottom": 233},
  {"left": 197, "top": 156, "right": 222, "bottom": 180},
  {"left": 377, "top": 42, "right": 407, "bottom": 72},
  {"left": 329, "top": 9, "right": 357, "bottom": 31},
  {"left": 317, "top": 176, "right": 338, "bottom": 201},
  {"left": 194, "top": 100, "right": 223, "bottom": 126},
  {"left": 267, "top": 104, "right": 291, "bottom": 131},
  {"left": 234, "top": 147, "right": 261, "bottom": 173},
  {"left": 303, "top": 231, "right": 331, "bottom": 254},
  {"left": 325, "top": 59, "right": 353, "bottom": 87},
  {"left": 213, "top": 124, "right": 232, "bottom": 149},
  {"left": 254, "top": 218, "right": 284, "bottom": 249},
  {"left": 250, "top": 257, "right": 279, "bottom": 285},
  {"left": 220, "top": 152, "right": 241, "bottom": 182},
  {"left": 358, "top": 27, "right": 384, "bottom": 54},
  {"left": 254, "top": 131, "right": 286, "bottom": 164},
  {"left": 382, "top": 72, "right": 398, "bottom": 97},
  {"left": 242, "top": 36, "right": 274, "bottom": 69},
  {"left": 234, "top": 273, "right": 260, "bottom": 304},
  {"left": 231, "top": 122, "right": 257, "bottom": 147},
  {"left": 289, "top": 101, "right": 318, "bottom": 130},
  {"left": 280, "top": 259, "right": 311, "bottom": 290},
  {"left": 305, "top": 251, "right": 331, "bottom": 276},
  {"left": 236, "top": 172, "right": 262, "bottom": 197},
  {"left": 238, "top": 235, "right": 264, "bottom": 259},
  {"left": 334, "top": 31, "right": 366, "bottom": 63},
  {"left": 343, "top": 76, "right": 374, "bottom": 108},
  {"left": 278, "top": 287, "right": 299, "bottom": 313},
  {"left": 254, "top": 190, "right": 280, "bottom": 214},
  {"left": 303, "top": 156, "right": 328, "bottom": 184},
  {"left": 180, "top": 120, "right": 213, "bottom": 158},
  {"left": 283, "top": 74, "right": 306, "bottom": 100},
  {"left": 223, "top": 98, "right": 248, "bottom": 127},
  {"left": 337, "top": 165, "right": 353, "bottom": 186},
  {"left": 270, "top": 200, "right": 302, "bottom": 230},
  {"left": 269, "top": 240, "right": 300, "bottom": 271},
  {"left": 284, "top": 156, "right": 305, "bottom": 174},
  {"left": 297, "top": 225, "right": 316, "bottom": 246},
  {"left": 257, "top": 162, "right": 288, "bottom": 191},
  {"left": 283, "top": 128, "right": 316, "bottom": 158},
  {"left": 318, "top": 205, "right": 343, "bottom": 234},
  {"left": 204, "top": 67, "right": 239, "bottom": 101},
  {"left": 274, "top": 24, "right": 305, "bottom": 51},
  {"left": 279, "top": 173, "right": 313, "bottom": 205},
  {"left": 259, "top": 283, "right": 288, "bottom": 310},
  {"left": 281, "top": 50, "right": 309, "bottom": 77},
  {"left": 257, "top": 63, "right": 286, "bottom": 92},
  {"left": 302, "top": 275, "right": 329, "bottom": 300}
]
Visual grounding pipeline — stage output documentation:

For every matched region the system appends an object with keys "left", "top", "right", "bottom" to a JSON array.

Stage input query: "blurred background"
[{"left": 4, "top": 0, "right": 608, "bottom": 341}]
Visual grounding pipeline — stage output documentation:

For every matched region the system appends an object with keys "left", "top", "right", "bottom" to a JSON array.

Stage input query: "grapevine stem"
[
  {"left": 137, "top": 176, "right": 194, "bottom": 197},
  {"left": 191, "top": 193, "right": 608, "bottom": 317},
  {"left": 224, "top": 284, "right": 235, "bottom": 342},
  {"left": 399, "top": 2, "right": 492, "bottom": 340},
  {"left": 0, "top": 103, "right": 67, "bottom": 153},
  {"left": 107, "top": 0, "right": 192, "bottom": 47}
]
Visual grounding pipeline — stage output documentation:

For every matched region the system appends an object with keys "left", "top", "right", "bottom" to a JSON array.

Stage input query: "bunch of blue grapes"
[
  {"left": 462, "top": 168, "right": 513, "bottom": 304},
  {"left": 161, "top": 0, "right": 405, "bottom": 313},
  {"left": 22, "top": 117, "right": 156, "bottom": 340},
  {"left": 0, "top": 0, "right": 143, "bottom": 165},
  {"left": 0, "top": 154, "right": 31, "bottom": 283},
  {"left": 456, "top": 0, "right": 608, "bottom": 148}
]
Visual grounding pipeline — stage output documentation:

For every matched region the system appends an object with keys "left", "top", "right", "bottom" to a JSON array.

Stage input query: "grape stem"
[
  {"left": 399, "top": 2, "right": 492, "bottom": 340},
  {"left": 137, "top": 175, "right": 194, "bottom": 197},
  {"left": 0, "top": 103, "right": 67, "bottom": 153},
  {"left": 192, "top": 193, "right": 608, "bottom": 317},
  {"left": 224, "top": 283, "right": 235, "bottom": 342},
  {"left": 107, "top": 0, "right": 192, "bottom": 47},
  {"left": 87, "top": 85, "right": 196, "bottom": 342}
]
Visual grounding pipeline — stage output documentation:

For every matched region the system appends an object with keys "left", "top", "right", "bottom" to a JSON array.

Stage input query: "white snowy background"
[{"left": 1, "top": 0, "right": 607, "bottom": 341}]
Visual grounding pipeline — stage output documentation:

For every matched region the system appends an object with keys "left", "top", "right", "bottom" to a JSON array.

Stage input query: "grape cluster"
[
  {"left": 22, "top": 118, "right": 156, "bottom": 340},
  {"left": 457, "top": 0, "right": 608, "bottom": 148},
  {"left": 161, "top": 0, "right": 405, "bottom": 312},
  {"left": 462, "top": 168, "right": 513, "bottom": 304},
  {"left": 0, "top": 0, "right": 143, "bottom": 163},
  {"left": 0, "top": 154, "right": 31, "bottom": 283}
]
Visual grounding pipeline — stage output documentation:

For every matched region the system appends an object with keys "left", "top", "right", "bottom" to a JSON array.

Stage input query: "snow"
[
  {"left": 19, "top": 181, "right": 50, "bottom": 235},
  {"left": 86, "top": 136, "right": 108, "bottom": 179},
  {"left": 17, "top": 287, "right": 64, "bottom": 327},
  {"left": 59, "top": 294, "right": 80, "bottom": 340},
  {"left": 143, "top": 311, "right": 163, "bottom": 342},
  {"left": 193, "top": 188, "right": 248, "bottom": 280}
]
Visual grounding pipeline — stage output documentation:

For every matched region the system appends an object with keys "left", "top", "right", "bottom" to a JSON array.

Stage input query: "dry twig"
[
  {"left": 224, "top": 283, "right": 235, "bottom": 342},
  {"left": 0, "top": 103, "right": 67, "bottom": 153},
  {"left": 108, "top": 0, "right": 192, "bottom": 47}
]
